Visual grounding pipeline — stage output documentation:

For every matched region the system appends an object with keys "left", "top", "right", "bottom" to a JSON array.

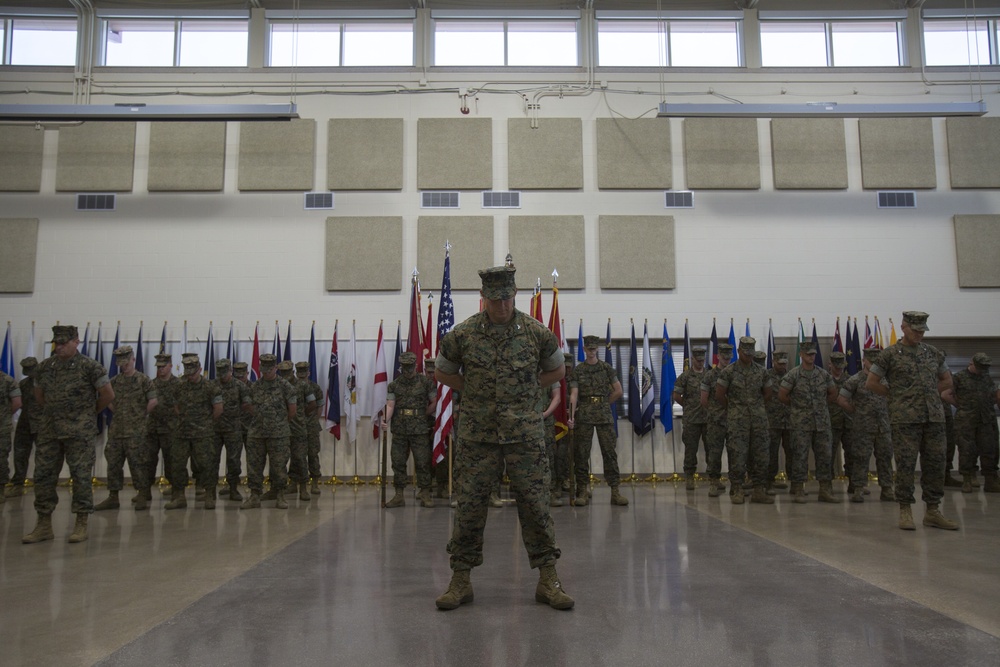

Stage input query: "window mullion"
[
  {"left": 991, "top": 19, "right": 1000, "bottom": 65},
  {"left": 503, "top": 20, "right": 509, "bottom": 66},
  {"left": 825, "top": 21, "right": 834, "bottom": 66},
  {"left": 339, "top": 23, "right": 345, "bottom": 66},
  {"left": 173, "top": 19, "right": 181, "bottom": 66},
  {"left": 2, "top": 19, "right": 10, "bottom": 64}
]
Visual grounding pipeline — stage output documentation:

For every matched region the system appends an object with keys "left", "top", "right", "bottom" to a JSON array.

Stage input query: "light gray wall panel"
[
  {"left": 238, "top": 119, "right": 316, "bottom": 191},
  {"left": 417, "top": 118, "right": 492, "bottom": 190},
  {"left": 859, "top": 118, "right": 936, "bottom": 189},
  {"left": 55, "top": 122, "right": 135, "bottom": 192},
  {"left": 684, "top": 118, "right": 760, "bottom": 190},
  {"left": 954, "top": 215, "right": 1000, "bottom": 287},
  {"left": 325, "top": 216, "right": 401, "bottom": 291},
  {"left": 416, "top": 217, "right": 494, "bottom": 290},
  {"left": 0, "top": 127, "right": 44, "bottom": 192},
  {"left": 771, "top": 118, "right": 848, "bottom": 190},
  {"left": 148, "top": 122, "right": 226, "bottom": 192},
  {"left": 508, "top": 216, "right": 585, "bottom": 290},
  {"left": 598, "top": 215, "right": 675, "bottom": 289},
  {"left": 508, "top": 118, "right": 583, "bottom": 190},
  {"left": 946, "top": 117, "right": 1000, "bottom": 189},
  {"left": 595, "top": 118, "right": 672, "bottom": 190},
  {"left": 0, "top": 218, "right": 38, "bottom": 293},
  {"left": 329, "top": 118, "right": 404, "bottom": 191}
]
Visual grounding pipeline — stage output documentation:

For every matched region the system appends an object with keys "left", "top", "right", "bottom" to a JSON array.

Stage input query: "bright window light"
[
  {"left": 597, "top": 21, "right": 664, "bottom": 67},
  {"left": 178, "top": 20, "right": 248, "bottom": 67},
  {"left": 670, "top": 21, "right": 739, "bottom": 67},
  {"left": 761, "top": 22, "right": 827, "bottom": 66},
  {"left": 270, "top": 22, "right": 341, "bottom": 66},
  {"left": 10, "top": 18, "right": 77, "bottom": 66},
  {"left": 343, "top": 22, "right": 413, "bottom": 66},
  {"left": 435, "top": 21, "right": 504, "bottom": 66},
  {"left": 507, "top": 21, "right": 577, "bottom": 66},
  {"left": 924, "top": 19, "right": 990, "bottom": 66},
  {"left": 831, "top": 21, "right": 900, "bottom": 66},
  {"left": 105, "top": 20, "right": 174, "bottom": 66}
]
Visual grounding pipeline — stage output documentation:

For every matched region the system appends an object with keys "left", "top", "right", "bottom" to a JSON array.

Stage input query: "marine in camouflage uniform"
[
  {"left": 838, "top": 347, "right": 894, "bottom": 503},
  {"left": 94, "top": 346, "right": 157, "bottom": 511},
  {"left": 434, "top": 265, "right": 572, "bottom": 611},
  {"left": 146, "top": 353, "right": 180, "bottom": 493},
  {"left": 211, "top": 359, "right": 251, "bottom": 502},
  {"left": 952, "top": 353, "right": 1000, "bottom": 493},
  {"left": 700, "top": 343, "right": 733, "bottom": 497},
  {"left": 6, "top": 357, "right": 39, "bottom": 497},
  {"left": 717, "top": 337, "right": 773, "bottom": 504},
  {"left": 166, "top": 355, "right": 223, "bottom": 510},
  {"left": 867, "top": 311, "right": 958, "bottom": 531},
  {"left": 765, "top": 351, "right": 792, "bottom": 491},
  {"left": 569, "top": 335, "right": 627, "bottom": 506},
  {"left": 828, "top": 352, "right": 855, "bottom": 483},
  {"left": 242, "top": 353, "right": 296, "bottom": 509},
  {"left": 541, "top": 380, "right": 562, "bottom": 506},
  {"left": 279, "top": 360, "right": 315, "bottom": 502},
  {"left": 23, "top": 325, "right": 113, "bottom": 544},
  {"left": 384, "top": 351, "right": 436, "bottom": 508},
  {"left": 0, "top": 367, "right": 23, "bottom": 505},
  {"left": 296, "top": 361, "right": 324, "bottom": 493},
  {"left": 673, "top": 346, "right": 708, "bottom": 490},
  {"left": 779, "top": 340, "right": 839, "bottom": 504}
]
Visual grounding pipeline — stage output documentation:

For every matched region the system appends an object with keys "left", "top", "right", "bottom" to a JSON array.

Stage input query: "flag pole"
[
  {"left": 329, "top": 319, "right": 343, "bottom": 486},
  {"left": 347, "top": 319, "right": 363, "bottom": 487}
]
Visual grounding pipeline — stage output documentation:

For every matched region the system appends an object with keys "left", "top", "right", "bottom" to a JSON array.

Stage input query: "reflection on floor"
[{"left": 1, "top": 481, "right": 997, "bottom": 667}]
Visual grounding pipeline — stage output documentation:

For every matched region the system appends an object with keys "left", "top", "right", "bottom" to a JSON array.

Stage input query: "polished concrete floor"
[{"left": 1, "top": 480, "right": 998, "bottom": 667}]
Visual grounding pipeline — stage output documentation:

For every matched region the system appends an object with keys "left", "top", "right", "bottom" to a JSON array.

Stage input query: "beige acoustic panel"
[
  {"left": 416, "top": 118, "right": 492, "bottom": 190},
  {"left": 598, "top": 215, "right": 675, "bottom": 289},
  {"left": 595, "top": 118, "right": 672, "bottom": 190},
  {"left": 946, "top": 117, "right": 1000, "bottom": 189},
  {"left": 238, "top": 119, "right": 316, "bottom": 191},
  {"left": 0, "top": 126, "right": 44, "bottom": 192},
  {"left": 954, "top": 215, "right": 1000, "bottom": 287},
  {"left": 416, "top": 217, "right": 494, "bottom": 290},
  {"left": 859, "top": 118, "right": 936, "bottom": 189},
  {"left": 328, "top": 118, "right": 404, "bottom": 191},
  {"left": 508, "top": 216, "right": 585, "bottom": 290},
  {"left": 508, "top": 118, "right": 583, "bottom": 190},
  {"left": 325, "top": 217, "right": 402, "bottom": 291},
  {"left": 683, "top": 118, "right": 760, "bottom": 190},
  {"left": 771, "top": 118, "right": 848, "bottom": 190},
  {"left": 0, "top": 218, "right": 39, "bottom": 293},
  {"left": 148, "top": 122, "right": 226, "bottom": 191},
  {"left": 55, "top": 122, "right": 136, "bottom": 192}
]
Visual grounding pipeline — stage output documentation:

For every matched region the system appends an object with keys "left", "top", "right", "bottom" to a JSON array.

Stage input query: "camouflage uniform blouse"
[
  {"left": 780, "top": 366, "right": 835, "bottom": 431},
  {"left": 18, "top": 376, "right": 40, "bottom": 434},
  {"left": 952, "top": 369, "right": 999, "bottom": 425},
  {"left": 700, "top": 365, "right": 729, "bottom": 426},
  {"left": 306, "top": 380, "right": 324, "bottom": 433},
  {"left": 840, "top": 370, "right": 889, "bottom": 433},
  {"left": 870, "top": 342, "right": 947, "bottom": 424},
  {"left": 212, "top": 377, "right": 252, "bottom": 434},
  {"left": 286, "top": 378, "right": 315, "bottom": 437},
  {"left": 437, "top": 309, "right": 562, "bottom": 445},
  {"left": 108, "top": 371, "right": 156, "bottom": 439},
  {"left": 828, "top": 371, "right": 853, "bottom": 430},
  {"left": 35, "top": 352, "right": 109, "bottom": 440},
  {"left": 175, "top": 376, "right": 223, "bottom": 438},
  {"left": 150, "top": 375, "right": 180, "bottom": 434},
  {"left": 569, "top": 361, "right": 618, "bottom": 425},
  {"left": 764, "top": 368, "right": 789, "bottom": 428},
  {"left": 673, "top": 367, "right": 707, "bottom": 425},
  {"left": 387, "top": 373, "right": 435, "bottom": 435},
  {"left": 717, "top": 362, "right": 771, "bottom": 423},
  {"left": 0, "top": 372, "right": 21, "bottom": 439},
  {"left": 249, "top": 376, "right": 296, "bottom": 438}
]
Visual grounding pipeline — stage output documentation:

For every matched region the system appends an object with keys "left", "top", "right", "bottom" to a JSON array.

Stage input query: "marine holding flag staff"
[{"left": 433, "top": 263, "right": 573, "bottom": 612}]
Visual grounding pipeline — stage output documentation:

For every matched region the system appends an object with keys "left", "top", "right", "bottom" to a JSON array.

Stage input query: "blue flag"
[
  {"left": 392, "top": 321, "right": 402, "bottom": 380},
  {"left": 80, "top": 323, "right": 90, "bottom": 358},
  {"left": 159, "top": 321, "right": 167, "bottom": 355},
  {"left": 851, "top": 318, "right": 862, "bottom": 371},
  {"left": 811, "top": 321, "right": 824, "bottom": 370},
  {"left": 135, "top": 322, "right": 144, "bottom": 375},
  {"left": 727, "top": 320, "right": 737, "bottom": 365},
  {"left": 659, "top": 321, "right": 676, "bottom": 432},
  {"left": 272, "top": 321, "right": 281, "bottom": 359},
  {"left": 308, "top": 322, "right": 318, "bottom": 383},
  {"left": 283, "top": 321, "right": 293, "bottom": 362},
  {"left": 845, "top": 318, "right": 857, "bottom": 374},
  {"left": 226, "top": 322, "right": 236, "bottom": 364},
  {"left": 766, "top": 320, "right": 775, "bottom": 369},
  {"left": 605, "top": 319, "right": 618, "bottom": 435},
  {"left": 102, "top": 323, "right": 120, "bottom": 432},
  {"left": 709, "top": 320, "right": 719, "bottom": 367},
  {"left": 682, "top": 320, "right": 691, "bottom": 371},
  {"left": 577, "top": 320, "right": 585, "bottom": 363},
  {"left": 326, "top": 323, "right": 341, "bottom": 439},
  {"left": 1, "top": 323, "right": 14, "bottom": 377},
  {"left": 205, "top": 323, "right": 216, "bottom": 379}
]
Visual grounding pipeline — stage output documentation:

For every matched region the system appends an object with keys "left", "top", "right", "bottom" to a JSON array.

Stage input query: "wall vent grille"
[
  {"left": 482, "top": 191, "right": 521, "bottom": 208},
  {"left": 664, "top": 191, "right": 693, "bottom": 208},
  {"left": 76, "top": 193, "right": 117, "bottom": 211},
  {"left": 877, "top": 191, "right": 916, "bottom": 209},
  {"left": 421, "top": 191, "right": 460, "bottom": 209},
  {"left": 304, "top": 192, "right": 334, "bottom": 210}
]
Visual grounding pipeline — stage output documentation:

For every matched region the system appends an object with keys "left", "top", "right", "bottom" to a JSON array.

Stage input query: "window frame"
[
  {"left": 266, "top": 18, "right": 415, "bottom": 68},
  {"left": 758, "top": 10, "right": 907, "bottom": 68},
  {"left": 921, "top": 11, "right": 1000, "bottom": 67},
  {"left": 431, "top": 10, "right": 581, "bottom": 68},
  {"left": 95, "top": 10, "right": 249, "bottom": 68},
  {"left": 595, "top": 13, "right": 745, "bottom": 68},
  {"left": 0, "top": 11, "right": 79, "bottom": 67}
]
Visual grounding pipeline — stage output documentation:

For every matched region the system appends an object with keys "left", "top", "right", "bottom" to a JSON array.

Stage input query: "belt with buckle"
[
  {"left": 586, "top": 396, "right": 605, "bottom": 403},
  {"left": 398, "top": 408, "right": 419, "bottom": 416}
]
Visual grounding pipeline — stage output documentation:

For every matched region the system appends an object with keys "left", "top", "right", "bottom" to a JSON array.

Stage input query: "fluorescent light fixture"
[
  {"left": 656, "top": 102, "right": 986, "bottom": 118},
  {"left": 0, "top": 103, "right": 299, "bottom": 122}
]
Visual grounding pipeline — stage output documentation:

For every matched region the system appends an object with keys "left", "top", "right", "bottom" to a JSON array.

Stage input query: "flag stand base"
[
  {"left": 346, "top": 475, "right": 365, "bottom": 486},
  {"left": 644, "top": 473, "right": 665, "bottom": 483},
  {"left": 369, "top": 475, "right": 382, "bottom": 486},
  {"left": 325, "top": 476, "right": 344, "bottom": 485}
]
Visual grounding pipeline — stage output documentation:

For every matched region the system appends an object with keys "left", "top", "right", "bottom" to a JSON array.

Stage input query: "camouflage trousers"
[
  {"left": 574, "top": 423, "right": 621, "bottom": 489},
  {"left": 11, "top": 418, "right": 36, "bottom": 486},
  {"left": 172, "top": 436, "right": 217, "bottom": 491},
  {"left": 306, "top": 428, "right": 322, "bottom": 479},
  {"left": 829, "top": 426, "right": 854, "bottom": 479},
  {"left": 892, "top": 421, "right": 946, "bottom": 506},
  {"left": 434, "top": 443, "right": 451, "bottom": 491},
  {"left": 704, "top": 421, "right": 727, "bottom": 481},
  {"left": 447, "top": 438, "right": 560, "bottom": 571},
  {"left": 144, "top": 431, "right": 177, "bottom": 488},
  {"left": 850, "top": 425, "right": 893, "bottom": 489},
  {"left": 391, "top": 432, "right": 432, "bottom": 490},
  {"left": 33, "top": 437, "right": 95, "bottom": 515},
  {"left": 213, "top": 430, "right": 243, "bottom": 488},
  {"left": 246, "top": 435, "right": 289, "bottom": 494},
  {"left": 288, "top": 433, "right": 309, "bottom": 485},
  {"left": 105, "top": 436, "right": 150, "bottom": 492},
  {"left": 0, "top": 428, "right": 11, "bottom": 486},
  {"left": 790, "top": 429, "right": 832, "bottom": 483},
  {"left": 768, "top": 427, "right": 792, "bottom": 481},
  {"left": 944, "top": 411, "right": 956, "bottom": 472},
  {"left": 548, "top": 433, "right": 569, "bottom": 491},
  {"left": 726, "top": 419, "right": 770, "bottom": 487},
  {"left": 955, "top": 417, "right": 999, "bottom": 475},
  {"left": 681, "top": 421, "right": 708, "bottom": 476}
]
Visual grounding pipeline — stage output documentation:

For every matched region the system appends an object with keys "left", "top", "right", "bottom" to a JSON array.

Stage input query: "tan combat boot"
[
  {"left": 550, "top": 490, "right": 564, "bottom": 508},
  {"left": 435, "top": 570, "right": 474, "bottom": 610},
  {"left": 983, "top": 473, "right": 1000, "bottom": 493},
  {"left": 685, "top": 474, "right": 695, "bottom": 491},
  {"left": 261, "top": 487, "right": 277, "bottom": 501},
  {"left": 195, "top": 487, "right": 206, "bottom": 502},
  {"left": 240, "top": 492, "right": 261, "bottom": 509},
  {"left": 22, "top": 514, "right": 55, "bottom": 544},
  {"left": 68, "top": 513, "right": 89, "bottom": 543},
  {"left": 94, "top": 490, "right": 120, "bottom": 511},
  {"left": 274, "top": 489, "right": 288, "bottom": 510},
  {"left": 708, "top": 480, "right": 723, "bottom": 497},
  {"left": 730, "top": 483, "right": 744, "bottom": 505},
  {"left": 850, "top": 487, "right": 864, "bottom": 503},
  {"left": 535, "top": 564, "right": 574, "bottom": 610},
  {"left": 228, "top": 484, "right": 243, "bottom": 502},
  {"left": 134, "top": 488, "right": 149, "bottom": 511},
  {"left": 818, "top": 481, "right": 841, "bottom": 503},
  {"left": 310, "top": 478, "right": 321, "bottom": 495},
  {"left": 204, "top": 486, "right": 217, "bottom": 510},
  {"left": 164, "top": 488, "right": 187, "bottom": 510},
  {"left": 5, "top": 484, "right": 25, "bottom": 498},
  {"left": 943, "top": 472, "right": 962, "bottom": 487},
  {"left": 961, "top": 474, "right": 973, "bottom": 494},
  {"left": 879, "top": 486, "right": 895, "bottom": 502},
  {"left": 418, "top": 488, "right": 434, "bottom": 508},
  {"left": 385, "top": 488, "right": 405, "bottom": 508},
  {"left": 970, "top": 474, "right": 981, "bottom": 488},
  {"left": 923, "top": 503, "right": 959, "bottom": 530},
  {"left": 791, "top": 482, "right": 807, "bottom": 504},
  {"left": 574, "top": 490, "right": 589, "bottom": 506},
  {"left": 610, "top": 486, "right": 629, "bottom": 506},
  {"left": 750, "top": 485, "right": 774, "bottom": 504},
  {"left": 298, "top": 482, "right": 311, "bottom": 502},
  {"left": 898, "top": 504, "right": 916, "bottom": 530}
]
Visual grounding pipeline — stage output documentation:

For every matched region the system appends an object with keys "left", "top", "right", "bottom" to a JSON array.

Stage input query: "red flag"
[
  {"left": 547, "top": 282, "right": 569, "bottom": 441},
  {"left": 432, "top": 250, "right": 456, "bottom": 464},
  {"left": 425, "top": 298, "right": 434, "bottom": 362},
  {"left": 371, "top": 322, "right": 388, "bottom": 440},
  {"left": 407, "top": 276, "right": 426, "bottom": 373},
  {"left": 250, "top": 323, "right": 260, "bottom": 382}
]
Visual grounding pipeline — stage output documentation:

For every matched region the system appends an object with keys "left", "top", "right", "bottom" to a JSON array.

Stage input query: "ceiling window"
[
  {"left": 100, "top": 18, "right": 247, "bottom": 67},
  {"left": 597, "top": 18, "right": 741, "bottom": 67},
  {"left": 923, "top": 19, "right": 993, "bottom": 66},
  {"left": 8, "top": 17, "right": 77, "bottom": 66},
  {"left": 433, "top": 17, "right": 578, "bottom": 67},
  {"left": 269, "top": 20, "right": 412, "bottom": 67},
  {"left": 760, "top": 17, "right": 903, "bottom": 67},
  {"left": 105, "top": 20, "right": 174, "bottom": 66}
]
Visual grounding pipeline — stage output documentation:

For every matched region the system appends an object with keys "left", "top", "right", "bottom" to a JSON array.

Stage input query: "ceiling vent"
[
  {"left": 664, "top": 191, "right": 694, "bottom": 208},
  {"left": 76, "top": 193, "right": 117, "bottom": 211},
  {"left": 304, "top": 192, "right": 334, "bottom": 210},
  {"left": 421, "top": 191, "right": 460, "bottom": 209},
  {"left": 877, "top": 191, "right": 916, "bottom": 209}
]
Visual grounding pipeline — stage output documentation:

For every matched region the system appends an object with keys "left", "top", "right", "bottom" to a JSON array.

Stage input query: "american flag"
[{"left": 432, "top": 248, "right": 455, "bottom": 465}]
